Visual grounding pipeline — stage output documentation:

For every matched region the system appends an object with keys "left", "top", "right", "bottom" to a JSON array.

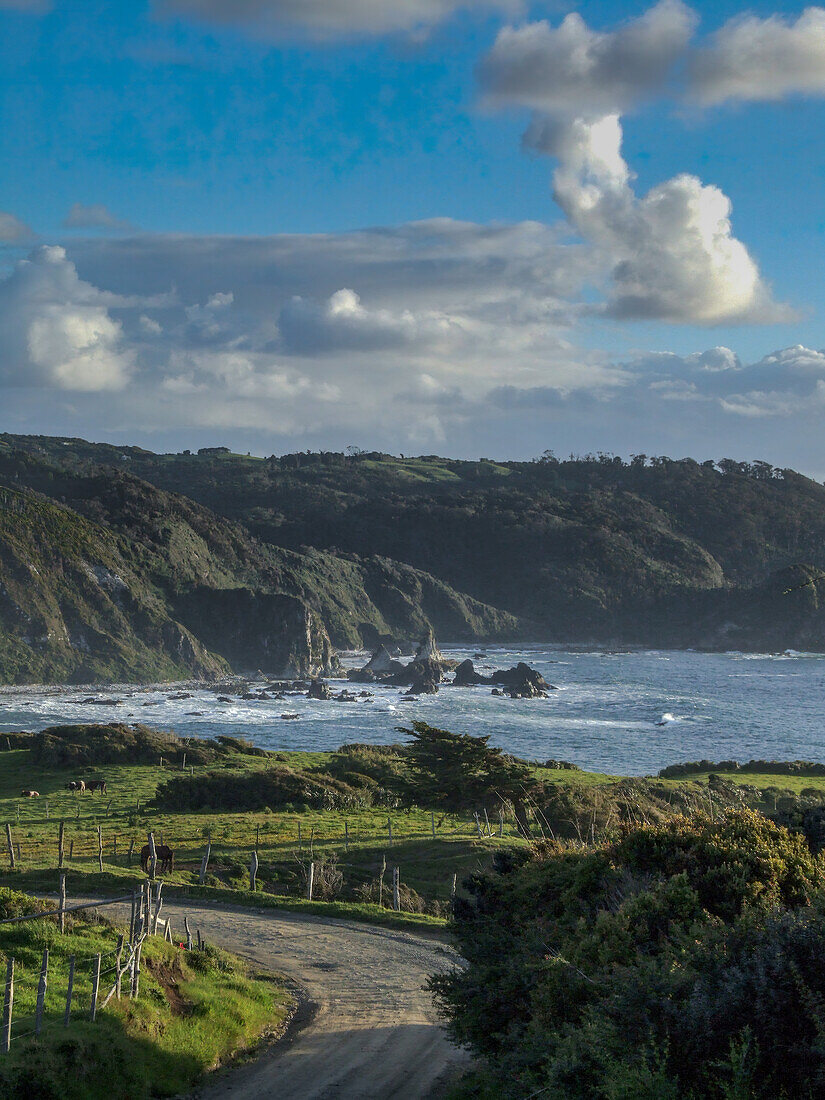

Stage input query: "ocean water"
[{"left": 1, "top": 645, "right": 824, "bottom": 776}]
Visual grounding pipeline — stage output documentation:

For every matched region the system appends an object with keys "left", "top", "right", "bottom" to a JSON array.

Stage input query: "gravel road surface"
[{"left": 82, "top": 897, "right": 470, "bottom": 1099}]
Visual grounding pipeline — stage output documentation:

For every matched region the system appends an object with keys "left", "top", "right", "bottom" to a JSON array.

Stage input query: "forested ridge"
[{"left": 5, "top": 434, "right": 825, "bottom": 655}]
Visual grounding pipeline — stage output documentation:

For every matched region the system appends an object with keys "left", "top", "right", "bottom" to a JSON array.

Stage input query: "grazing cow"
[
  {"left": 67, "top": 780, "right": 86, "bottom": 793},
  {"left": 86, "top": 780, "right": 107, "bottom": 794},
  {"left": 20, "top": 789, "right": 39, "bottom": 798},
  {"left": 140, "top": 843, "right": 175, "bottom": 875}
]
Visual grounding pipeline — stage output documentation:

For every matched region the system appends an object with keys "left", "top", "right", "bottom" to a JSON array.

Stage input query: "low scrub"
[
  {"left": 660, "top": 759, "right": 825, "bottom": 778},
  {"left": 436, "top": 811, "right": 825, "bottom": 1099},
  {"left": 28, "top": 723, "right": 268, "bottom": 768},
  {"left": 154, "top": 763, "right": 372, "bottom": 812}
]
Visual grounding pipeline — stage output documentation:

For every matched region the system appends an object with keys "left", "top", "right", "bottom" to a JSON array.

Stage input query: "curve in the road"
[{"left": 84, "top": 898, "right": 470, "bottom": 1100}]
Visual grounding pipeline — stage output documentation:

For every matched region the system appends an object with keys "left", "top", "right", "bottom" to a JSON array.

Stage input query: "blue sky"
[{"left": 3, "top": 0, "right": 825, "bottom": 472}]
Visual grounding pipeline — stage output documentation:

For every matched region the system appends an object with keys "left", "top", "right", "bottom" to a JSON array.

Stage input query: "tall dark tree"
[{"left": 398, "top": 721, "right": 536, "bottom": 833}]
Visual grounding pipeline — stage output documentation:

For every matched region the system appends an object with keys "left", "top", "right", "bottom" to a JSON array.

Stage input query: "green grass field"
[
  {"left": 0, "top": 891, "right": 290, "bottom": 1099},
  {"left": 0, "top": 742, "right": 823, "bottom": 933},
  {"left": 0, "top": 747, "right": 520, "bottom": 925}
]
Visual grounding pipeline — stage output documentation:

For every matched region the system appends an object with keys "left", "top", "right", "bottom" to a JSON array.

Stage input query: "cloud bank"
[
  {"left": 63, "top": 204, "right": 135, "bottom": 232},
  {"left": 157, "top": 0, "right": 520, "bottom": 39}
]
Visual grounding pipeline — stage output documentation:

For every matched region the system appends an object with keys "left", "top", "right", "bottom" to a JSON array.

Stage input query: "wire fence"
[{"left": 0, "top": 879, "right": 212, "bottom": 1055}]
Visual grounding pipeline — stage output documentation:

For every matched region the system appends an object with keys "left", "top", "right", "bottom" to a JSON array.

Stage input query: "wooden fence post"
[
  {"left": 393, "top": 866, "right": 400, "bottom": 912},
  {"left": 127, "top": 838, "right": 135, "bottom": 867},
  {"left": 116, "top": 934, "right": 124, "bottom": 999},
  {"left": 431, "top": 812, "right": 436, "bottom": 839},
  {"left": 1, "top": 958, "right": 12, "bottom": 1054},
  {"left": 184, "top": 916, "right": 193, "bottom": 950},
  {"left": 152, "top": 882, "right": 164, "bottom": 935},
  {"left": 451, "top": 872, "right": 457, "bottom": 899},
  {"left": 131, "top": 941, "right": 142, "bottom": 999},
  {"left": 198, "top": 841, "right": 211, "bottom": 885},
  {"left": 255, "top": 824, "right": 260, "bottom": 851},
  {"left": 64, "top": 955, "right": 74, "bottom": 1025},
  {"left": 129, "top": 890, "right": 137, "bottom": 944},
  {"left": 89, "top": 954, "right": 101, "bottom": 1021},
  {"left": 388, "top": 818, "right": 393, "bottom": 846},
  {"left": 106, "top": 799, "right": 112, "bottom": 817},
  {"left": 58, "top": 870, "right": 67, "bottom": 933},
  {"left": 499, "top": 810, "right": 504, "bottom": 837},
  {"left": 484, "top": 808, "right": 492, "bottom": 836},
  {"left": 5, "top": 824, "right": 14, "bottom": 871},
  {"left": 58, "top": 821, "right": 65, "bottom": 868},
  {"left": 344, "top": 821, "right": 349, "bottom": 851},
  {"left": 147, "top": 831, "right": 157, "bottom": 880},
  {"left": 69, "top": 839, "right": 74, "bottom": 861},
  {"left": 34, "top": 948, "right": 48, "bottom": 1035},
  {"left": 97, "top": 825, "right": 103, "bottom": 872},
  {"left": 307, "top": 862, "right": 315, "bottom": 901},
  {"left": 474, "top": 813, "right": 483, "bottom": 839},
  {"left": 250, "top": 850, "right": 258, "bottom": 892},
  {"left": 181, "top": 752, "right": 186, "bottom": 771},
  {"left": 379, "top": 854, "right": 386, "bottom": 908}
]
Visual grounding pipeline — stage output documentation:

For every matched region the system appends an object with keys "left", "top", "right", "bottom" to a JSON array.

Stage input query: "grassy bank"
[
  {"left": 0, "top": 889, "right": 290, "bottom": 1100},
  {"left": 1, "top": 734, "right": 825, "bottom": 931}
]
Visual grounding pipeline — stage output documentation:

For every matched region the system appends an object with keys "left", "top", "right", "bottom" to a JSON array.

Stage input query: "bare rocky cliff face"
[{"left": 173, "top": 588, "right": 337, "bottom": 677}]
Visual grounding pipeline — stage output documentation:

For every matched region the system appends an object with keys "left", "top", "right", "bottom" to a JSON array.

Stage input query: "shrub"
[{"left": 433, "top": 810, "right": 825, "bottom": 1099}]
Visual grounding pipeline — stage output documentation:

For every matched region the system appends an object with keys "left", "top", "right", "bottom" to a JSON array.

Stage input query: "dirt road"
[{"left": 91, "top": 898, "right": 469, "bottom": 1099}]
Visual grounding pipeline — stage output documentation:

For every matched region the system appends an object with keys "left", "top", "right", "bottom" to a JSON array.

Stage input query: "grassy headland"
[{"left": 0, "top": 723, "right": 823, "bottom": 927}]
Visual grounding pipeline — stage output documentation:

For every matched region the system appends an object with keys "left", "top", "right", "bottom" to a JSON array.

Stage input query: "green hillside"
[
  {"left": 0, "top": 442, "right": 518, "bottom": 683},
  {"left": 7, "top": 437, "right": 825, "bottom": 650}
]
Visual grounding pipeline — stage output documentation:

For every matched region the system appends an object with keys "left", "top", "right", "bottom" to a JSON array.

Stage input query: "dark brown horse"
[
  {"left": 140, "top": 843, "right": 174, "bottom": 874},
  {"left": 86, "top": 780, "right": 107, "bottom": 793}
]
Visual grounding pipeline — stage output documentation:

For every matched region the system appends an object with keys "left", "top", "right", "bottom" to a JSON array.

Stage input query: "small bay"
[{"left": 1, "top": 645, "right": 824, "bottom": 775}]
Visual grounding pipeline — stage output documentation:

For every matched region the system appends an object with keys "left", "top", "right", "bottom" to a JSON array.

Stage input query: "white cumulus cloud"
[
  {"left": 550, "top": 115, "right": 786, "bottom": 323},
  {"left": 0, "top": 246, "right": 134, "bottom": 391},
  {"left": 479, "top": 0, "right": 696, "bottom": 116},
  {"left": 690, "top": 7, "right": 825, "bottom": 105}
]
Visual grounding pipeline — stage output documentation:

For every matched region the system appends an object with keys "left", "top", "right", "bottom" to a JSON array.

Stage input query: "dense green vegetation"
[
  {"left": 438, "top": 811, "right": 825, "bottom": 1099},
  {"left": 5, "top": 723, "right": 825, "bottom": 1097},
  {"left": 0, "top": 439, "right": 518, "bottom": 682},
  {"left": 5, "top": 435, "right": 825, "bottom": 666},
  {"left": 0, "top": 887, "right": 288, "bottom": 1099}
]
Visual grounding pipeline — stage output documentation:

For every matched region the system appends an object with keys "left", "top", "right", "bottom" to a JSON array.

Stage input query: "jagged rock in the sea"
[
  {"left": 492, "top": 662, "right": 553, "bottom": 698},
  {"left": 307, "top": 679, "right": 332, "bottom": 700},
  {"left": 333, "top": 689, "right": 361, "bottom": 702},
  {"left": 452, "top": 659, "right": 493, "bottom": 686},
  {"left": 404, "top": 657, "right": 443, "bottom": 696},
  {"left": 347, "top": 648, "right": 407, "bottom": 683},
  {"left": 414, "top": 628, "right": 447, "bottom": 667},
  {"left": 362, "top": 645, "right": 397, "bottom": 674}
]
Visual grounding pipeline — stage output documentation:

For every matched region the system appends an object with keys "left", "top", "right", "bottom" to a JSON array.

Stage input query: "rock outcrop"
[
  {"left": 492, "top": 662, "right": 554, "bottom": 698},
  {"left": 452, "top": 659, "right": 492, "bottom": 686},
  {"left": 404, "top": 658, "right": 443, "bottom": 696}
]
